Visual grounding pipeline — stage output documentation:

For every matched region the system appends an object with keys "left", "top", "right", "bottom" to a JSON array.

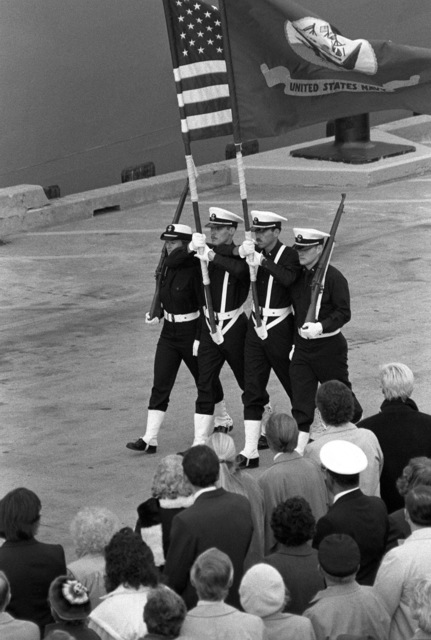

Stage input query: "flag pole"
[
  {"left": 161, "top": 0, "right": 221, "bottom": 344},
  {"left": 218, "top": 0, "right": 263, "bottom": 335},
  {"left": 184, "top": 145, "right": 222, "bottom": 343}
]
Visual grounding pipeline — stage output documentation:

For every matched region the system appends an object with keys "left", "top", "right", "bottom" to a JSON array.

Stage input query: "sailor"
[
  {"left": 236, "top": 211, "right": 301, "bottom": 468},
  {"left": 189, "top": 207, "right": 250, "bottom": 446},
  {"left": 289, "top": 228, "right": 363, "bottom": 454},
  {"left": 126, "top": 223, "right": 231, "bottom": 453}
]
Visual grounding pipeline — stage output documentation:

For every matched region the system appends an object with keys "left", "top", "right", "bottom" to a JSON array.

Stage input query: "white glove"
[
  {"left": 246, "top": 251, "right": 263, "bottom": 267},
  {"left": 145, "top": 312, "right": 160, "bottom": 325},
  {"left": 239, "top": 239, "right": 255, "bottom": 258},
  {"left": 192, "top": 340, "right": 200, "bottom": 357},
  {"left": 194, "top": 244, "right": 212, "bottom": 262},
  {"left": 189, "top": 232, "right": 207, "bottom": 252},
  {"left": 299, "top": 322, "right": 323, "bottom": 339}
]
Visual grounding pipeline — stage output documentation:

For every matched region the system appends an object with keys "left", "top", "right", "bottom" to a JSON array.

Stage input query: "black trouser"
[
  {"left": 195, "top": 313, "right": 248, "bottom": 415},
  {"left": 149, "top": 320, "right": 223, "bottom": 412},
  {"left": 243, "top": 314, "right": 294, "bottom": 421},
  {"left": 290, "top": 332, "right": 362, "bottom": 432}
]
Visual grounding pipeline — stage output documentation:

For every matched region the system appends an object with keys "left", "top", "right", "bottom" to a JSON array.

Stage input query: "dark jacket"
[
  {"left": 164, "top": 488, "right": 253, "bottom": 610},
  {"left": 313, "top": 489, "right": 388, "bottom": 585},
  {"left": 264, "top": 543, "right": 325, "bottom": 614},
  {"left": 358, "top": 398, "right": 431, "bottom": 512},
  {"left": 0, "top": 537, "right": 66, "bottom": 631}
]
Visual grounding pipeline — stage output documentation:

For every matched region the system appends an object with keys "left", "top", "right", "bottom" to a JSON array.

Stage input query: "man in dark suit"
[
  {"left": 313, "top": 440, "right": 388, "bottom": 586},
  {"left": 164, "top": 445, "right": 254, "bottom": 609},
  {"left": 357, "top": 362, "right": 431, "bottom": 513}
]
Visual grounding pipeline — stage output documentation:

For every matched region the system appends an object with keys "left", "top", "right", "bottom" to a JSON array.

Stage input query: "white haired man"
[{"left": 358, "top": 362, "right": 431, "bottom": 513}]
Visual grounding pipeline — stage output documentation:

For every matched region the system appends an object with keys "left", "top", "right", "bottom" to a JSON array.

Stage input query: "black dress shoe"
[
  {"left": 126, "top": 439, "right": 157, "bottom": 454},
  {"left": 213, "top": 424, "right": 234, "bottom": 434},
  {"left": 257, "top": 434, "right": 269, "bottom": 450},
  {"left": 236, "top": 454, "right": 259, "bottom": 469}
]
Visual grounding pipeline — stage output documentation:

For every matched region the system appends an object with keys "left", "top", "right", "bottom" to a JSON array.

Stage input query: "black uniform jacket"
[
  {"left": 207, "top": 242, "right": 250, "bottom": 312},
  {"left": 159, "top": 247, "right": 201, "bottom": 316},
  {"left": 290, "top": 263, "right": 350, "bottom": 333},
  {"left": 255, "top": 240, "right": 300, "bottom": 307}
]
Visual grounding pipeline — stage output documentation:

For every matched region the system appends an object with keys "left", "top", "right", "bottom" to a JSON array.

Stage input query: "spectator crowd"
[{"left": 2, "top": 362, "right": 431, "bottom": 640}]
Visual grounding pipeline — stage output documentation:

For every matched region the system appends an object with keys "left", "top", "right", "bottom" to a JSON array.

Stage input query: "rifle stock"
[
  {"left": 304, "top": 193, "right": 346, "bottom": 324},
  {"left": 148, "top": 179, "right": 189, "bottom": 320}
]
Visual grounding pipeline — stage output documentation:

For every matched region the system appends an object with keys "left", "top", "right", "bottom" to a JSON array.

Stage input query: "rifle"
[
  {"left": 304, "top": 193, "right": 346, "bottom": 324},
  {"left": 148, "top": 179, "right": 189, "bottom": 320}
]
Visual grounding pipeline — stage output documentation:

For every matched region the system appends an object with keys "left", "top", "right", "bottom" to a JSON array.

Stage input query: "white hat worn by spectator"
[
  {"left": 239, "top": 563, "right": 285, "bottom": 617},
  {"left": 320, "top": 439, "right": 368, "bottom": 474}
]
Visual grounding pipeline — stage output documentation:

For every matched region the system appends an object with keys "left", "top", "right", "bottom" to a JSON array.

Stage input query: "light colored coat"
[
  {"left": 88, "top": 584, "right": 149, "bottom": 640},
  {"left": 258, "top": 451, "right": 328, "bottom": 554},
  {"left": 374, "top": 528, "right": 431, "bottom": 640},
  {"left": 304, "top": 581, "right": 390, "bottom": 640},
  {"left": 67, "top": 553, "right": 106, "bottom": 609},
  {"left": 0, "top": 612, "right": 40, "bottom": 640},
  {"left": 261, "top": 610, "right": 316, "bottom": 640},
  {"left": 181, "top": 601, "right": 265, "bottom": 640},
  {"left": 304, "top": 422, "right": 383, "bottom": 496}
]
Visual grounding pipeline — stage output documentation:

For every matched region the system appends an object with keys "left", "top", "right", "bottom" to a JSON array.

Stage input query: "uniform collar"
[{"left": 263, "top": 239, "right": 283, "bottom": 258}]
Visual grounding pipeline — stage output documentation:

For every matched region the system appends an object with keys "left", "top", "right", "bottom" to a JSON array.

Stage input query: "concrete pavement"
[{"left": 1, "top": 175, "right": 431, "bottom": 561}]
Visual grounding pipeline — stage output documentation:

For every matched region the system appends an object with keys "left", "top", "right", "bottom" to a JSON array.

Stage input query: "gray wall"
[{"left": 0, "top": 0, "right": 428, "bottom": 195}]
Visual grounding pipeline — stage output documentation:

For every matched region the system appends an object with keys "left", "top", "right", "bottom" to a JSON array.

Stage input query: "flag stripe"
[
  {"left": 173, "top": 60, "right": 228, "bottom": 81},
  {"left": 179, "top": 84, "right": 230, "bottom": 105},
  {"left": 181, "top": 109, "right": 233, "bottom": 132}
]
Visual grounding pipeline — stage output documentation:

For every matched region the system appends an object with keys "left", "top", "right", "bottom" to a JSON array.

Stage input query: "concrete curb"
[{"left": 0, "top": 163, "right": 232, "bottom": 238}]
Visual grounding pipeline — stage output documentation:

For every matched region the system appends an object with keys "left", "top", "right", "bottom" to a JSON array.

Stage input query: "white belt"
[
  {"left": 258, "top": 306, "right": 293, "bottom": 317},
  {"left": 298, "top": 327, "right": 341, "bottom": 339},
  {"left": 204, "top": 306, "right": 244, "bottom": 321},
  {"left": 252, "top": 304, "right": 293, "bottom": 332},
  {"left": 164, "top": 310, "right": 199, "bottom": 323}
]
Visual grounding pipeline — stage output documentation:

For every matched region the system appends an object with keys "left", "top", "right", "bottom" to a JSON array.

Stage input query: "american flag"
[{"left": 162, "top": 0, "right": 233, "bottom": 142}]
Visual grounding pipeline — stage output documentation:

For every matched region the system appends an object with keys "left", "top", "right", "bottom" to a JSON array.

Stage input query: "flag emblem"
[{"left": 284, "top": 17, "right": 378, "bottom": 75}]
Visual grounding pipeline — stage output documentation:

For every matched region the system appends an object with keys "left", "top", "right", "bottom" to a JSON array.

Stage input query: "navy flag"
[{"left": 218, "top": 0, "right": 431, "bottom": 139}]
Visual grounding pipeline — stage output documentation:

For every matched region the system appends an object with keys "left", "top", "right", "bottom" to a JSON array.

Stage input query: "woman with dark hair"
[
  {"left": 263, "top": 496, "right": 324, "bottom": 614},
  {"left": 88, "top": 528, "right": 159, "bottom": 640},
  {"left": 386, "top": 456, "right": 431, "bottom": 551},
  {"left": 126, "top": 224, "right": 231, "bottom": 454},
  {"left": 0, "top": 487, "right": 66, "bottom": 632}
]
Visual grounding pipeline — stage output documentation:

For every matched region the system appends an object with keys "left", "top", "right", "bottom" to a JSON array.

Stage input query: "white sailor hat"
[
  {"left": 293, "top": 228, "right": 330, "bottom": 249},
  {"left": 206, "top": 207, "right": 243, "bottom": 227},
  {"left": 160, "top": 223, "right": 192, "bottom": 241},
  {"left": 250, "top": 210, "right": 287, "bottom": 231},
  {"left": 320, "top": 440, "right": 368, "bottom": 475}
]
